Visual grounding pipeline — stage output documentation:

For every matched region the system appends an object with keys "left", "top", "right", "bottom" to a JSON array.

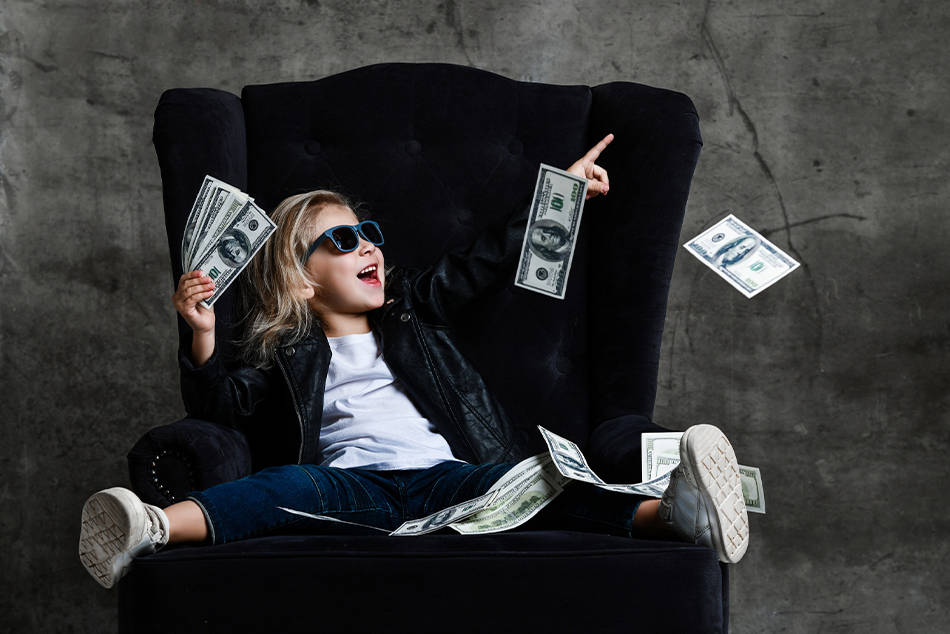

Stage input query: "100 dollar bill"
[
  {"left": 683, "top": 214, "right": 799, "bottom": 298},
  {"left": 642, "top": 432, "right": 684, "bottom": 482},
  {"left": 514, "top": 164, "right": 588, "bottom": 299},
  {"left": 451, "top": 459, "right": 564, "bottom": 535},
  {"left": 391, "top": 489, "right": 499, "bottom": 536},
  {"left": 191, "top": 200, "right": 276, "bottom": 307},
  {"left": 537, "top": 425, "right": 604, "bottom": 485},
  {"left": 182, "top": 176, "right": 250, "bottom": 272},
  {"left": 739, "top": 465, "right": 766, "bottom": 514}
]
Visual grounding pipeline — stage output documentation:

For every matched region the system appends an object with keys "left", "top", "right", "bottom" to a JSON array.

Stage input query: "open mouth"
[{"left": 357, "top": 264, "right": 380, "bottom": 285}]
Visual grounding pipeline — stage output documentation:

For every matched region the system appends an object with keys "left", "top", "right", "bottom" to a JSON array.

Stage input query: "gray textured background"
[{"left": 1, "top": 0, "right": 947, "bottom": 632}]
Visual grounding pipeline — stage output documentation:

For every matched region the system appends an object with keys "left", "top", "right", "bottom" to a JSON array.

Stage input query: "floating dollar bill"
[
  {"left": 391, "top": 489, "right": 499, "bottom": 536},
  {"left": 683, "top": 214, "right": 799, "bottom": 298},
  {"left": 739, "top": 465, "right": 766, "bottom": 514},
  {"left": 276, "top": 507, "right": 390, "bottom": 532},
  {"left": 514, "top": 164, "right": 588, "bottom": 299},
  {"left": 190, "top": 200, "right": 276, "bottom": 307},
  {"left": 450, "top": 461, "right": 564, "bottom": 535}
]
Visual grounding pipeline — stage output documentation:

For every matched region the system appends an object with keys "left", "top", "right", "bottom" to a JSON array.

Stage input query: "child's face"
[{"left": 303, "top": 205, "right": 386, "bottom": 321}]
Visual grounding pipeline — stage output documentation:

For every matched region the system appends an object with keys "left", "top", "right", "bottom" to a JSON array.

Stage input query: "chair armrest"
[{"left": 127, "top": 418, "right": 252, "bottom": 508}]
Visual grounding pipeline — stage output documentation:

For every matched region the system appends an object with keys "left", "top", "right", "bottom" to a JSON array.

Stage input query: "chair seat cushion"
[{"left": 119, "top": 531, "right": 727, "bottom": 634}]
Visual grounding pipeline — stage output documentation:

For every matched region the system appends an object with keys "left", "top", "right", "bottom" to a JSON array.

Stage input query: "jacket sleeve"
[
  {"left": 178, "top": 345, "right": 275, "bottom": 431},
  {"left": 404, "top": 192, "right": 532, "bottom": 326}
]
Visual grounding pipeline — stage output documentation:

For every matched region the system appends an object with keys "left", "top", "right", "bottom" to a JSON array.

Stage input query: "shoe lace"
[{"left": 143, "top": 504, "right": 169, "bottom": 546}]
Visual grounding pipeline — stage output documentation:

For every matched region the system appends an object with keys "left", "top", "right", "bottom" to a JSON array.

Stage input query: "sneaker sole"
[
  {"left": 681, "top": 425, "right": 749, "bottom": 563},
  {"left": 79, "top": 488, "right": 146, "bottom": 589}
]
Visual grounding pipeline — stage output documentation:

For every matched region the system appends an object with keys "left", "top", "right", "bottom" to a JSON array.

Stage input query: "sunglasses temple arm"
[{"left": 301, "top": 235, "right": 326, "bottom": 264}]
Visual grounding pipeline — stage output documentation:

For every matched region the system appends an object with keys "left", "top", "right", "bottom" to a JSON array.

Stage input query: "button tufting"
[
  {"left": 556, "top": 357, "right": 572, "bottom": 374},
  {"left": 286, "top": 346, "right": 296, "bottom": 357},
  {"left": 457, "top": 209, "right": 473, "bottom": 225},
  {"left": 405, "top": 140, "right": 421, "bottom": 155},
  {"left": 507, "top": 139, "right": 523, "bottom": 155},
  {"left": 400, "top": 312, "right": 411, "bottom": 322},
  {"left": 305, "top": 140, "right": 321, "bottom": 155}
]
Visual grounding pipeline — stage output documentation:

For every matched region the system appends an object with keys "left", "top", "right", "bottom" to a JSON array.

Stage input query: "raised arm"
[{"left": 406, "top": 134, "right": 615, "bottom": 325}]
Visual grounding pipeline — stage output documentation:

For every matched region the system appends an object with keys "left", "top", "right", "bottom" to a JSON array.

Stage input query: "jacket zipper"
[{"left": 276, "top": 353, "right": 307, "bottom": 464}]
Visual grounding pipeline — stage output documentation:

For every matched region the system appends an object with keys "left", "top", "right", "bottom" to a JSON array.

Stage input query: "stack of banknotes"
[
  {"left": 181, "top": 176, "right": 276, "bottom": 307},
  {"left": 279, "top": 427, "right": 765, "bottom": 537}
]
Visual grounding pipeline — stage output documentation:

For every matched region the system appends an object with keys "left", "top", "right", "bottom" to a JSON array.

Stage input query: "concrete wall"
[{"left": 1, "top": 0, "right": 947, "bottom": 631}]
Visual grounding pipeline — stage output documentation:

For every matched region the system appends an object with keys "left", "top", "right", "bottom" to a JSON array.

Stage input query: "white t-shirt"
[{"left": 318, "top": 330, "right": 459, "bottom": 470}]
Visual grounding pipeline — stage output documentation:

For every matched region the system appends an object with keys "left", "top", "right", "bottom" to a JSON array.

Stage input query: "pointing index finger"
[{"left": 583, "top": 133, "right": 614, "bottom": 164}]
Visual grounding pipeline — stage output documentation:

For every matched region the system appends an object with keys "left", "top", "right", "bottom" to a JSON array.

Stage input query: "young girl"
[{"left": 79, "top": 135, "right": 749, "bottom": 589}]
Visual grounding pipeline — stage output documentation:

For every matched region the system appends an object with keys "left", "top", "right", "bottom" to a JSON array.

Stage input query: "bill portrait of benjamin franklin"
[
  {"left": 420, "top": 507, "right": 456, "bottom": 532},
  {"left": 713, "top": 235, "right": 760, "bottom": 267},
  {"left": 218, "top": 229, "right": 251, "bottom": 268},
  {"left": 552, "top": 452, "right": 587, "bottom": 475},
  {"left": 527, "top": 219, "right": 572, "bottom": 262}
]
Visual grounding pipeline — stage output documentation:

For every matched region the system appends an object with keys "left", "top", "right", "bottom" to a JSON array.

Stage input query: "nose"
[{"left": 359, "top": 238, "right": 377, "bottom": 255}]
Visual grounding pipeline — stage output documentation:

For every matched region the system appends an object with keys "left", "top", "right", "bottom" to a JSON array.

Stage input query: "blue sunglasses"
[{"left": 301, "top": 220, "right": 384, "bottom": 263}]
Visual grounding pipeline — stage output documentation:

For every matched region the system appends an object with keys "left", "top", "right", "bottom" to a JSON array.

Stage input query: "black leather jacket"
[{"left": 179, "top": 196, "right": 535, "bottom": 470}]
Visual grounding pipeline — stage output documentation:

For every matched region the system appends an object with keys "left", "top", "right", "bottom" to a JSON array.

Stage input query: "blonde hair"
[{"left": 235, "top": 190, "right": 357, "bottom": 368}]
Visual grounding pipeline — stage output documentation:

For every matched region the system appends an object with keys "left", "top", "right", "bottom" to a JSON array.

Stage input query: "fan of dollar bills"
[{"left": 181, "top": 176, "right": 277, "bottom": 307}]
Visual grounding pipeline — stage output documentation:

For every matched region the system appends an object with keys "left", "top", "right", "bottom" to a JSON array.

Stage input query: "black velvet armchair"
[{"left": 123, "top": 63, "right": 726, "bottom": 633}]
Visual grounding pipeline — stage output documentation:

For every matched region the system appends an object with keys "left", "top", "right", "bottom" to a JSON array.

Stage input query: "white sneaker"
[
  {"left": 79, "top": 487, "right": 170, "bottom": 588},
  {"left": 658, "top": 425, "right": 749, "bottom": 563}
]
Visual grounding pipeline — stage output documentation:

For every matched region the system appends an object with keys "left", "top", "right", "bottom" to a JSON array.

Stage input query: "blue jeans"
[{"left": 188, "top": 461, "right": 645, "bottom": 545}]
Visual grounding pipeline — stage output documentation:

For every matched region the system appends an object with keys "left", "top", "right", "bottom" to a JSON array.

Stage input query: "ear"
[{"left": 296, "top": 281, "right": 316, "bottom": 300}]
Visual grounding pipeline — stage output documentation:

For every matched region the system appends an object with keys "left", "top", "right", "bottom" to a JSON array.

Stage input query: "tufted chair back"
[{"left": 152, "top": 63, "right": 701, "bottom": 474}]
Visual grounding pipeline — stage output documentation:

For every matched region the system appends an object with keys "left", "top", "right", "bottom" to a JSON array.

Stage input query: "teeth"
[{"left": 359, "top": 265, "right": 377, "bottom": 275}]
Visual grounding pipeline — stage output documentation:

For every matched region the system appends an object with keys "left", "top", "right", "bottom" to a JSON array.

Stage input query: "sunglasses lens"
[
  {"left": 360, "top": 222, "right": 383, "bottom": 245},
  {"left": 330, "top": 227, "right": 359, "bottom": 251}
]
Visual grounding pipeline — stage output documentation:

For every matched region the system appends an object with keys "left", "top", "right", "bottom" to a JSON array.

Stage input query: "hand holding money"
[
  {"left": 172, "top": 270, "right": 217, "bottom": 366},
  {"left": 180, "top": 176, "right": 276, "bottom": 308},
  {"left": 173, "top": 176, "right": 276, "bottom": 366},
  {"left": 172, "top": 270, "right": 217, "bottom": 331},
  {"left": 515, "top": 135, "right": 614, "bottom": 299}
]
